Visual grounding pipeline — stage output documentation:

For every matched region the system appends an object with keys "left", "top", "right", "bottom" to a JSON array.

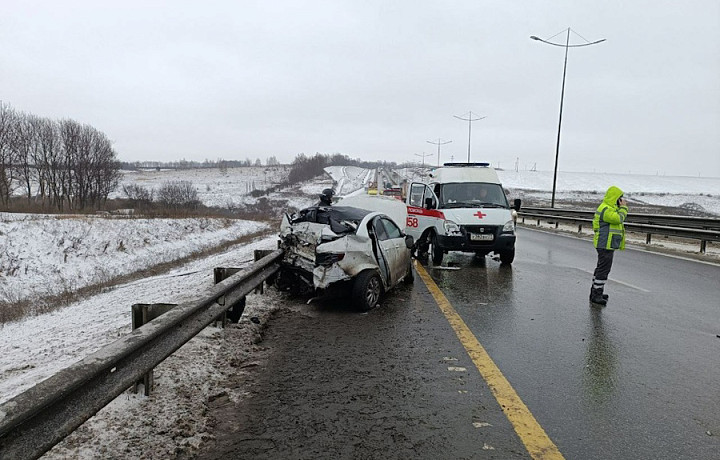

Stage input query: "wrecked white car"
[{"left": 277, "top": 205, "right": 414, "bottom": 311}]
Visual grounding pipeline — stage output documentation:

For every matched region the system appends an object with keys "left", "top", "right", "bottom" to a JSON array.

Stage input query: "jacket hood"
[{"left": 603, "top": 186, "right": 624, "bottom": 206}]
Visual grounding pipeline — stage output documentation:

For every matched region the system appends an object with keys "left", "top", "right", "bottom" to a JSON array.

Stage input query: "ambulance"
[{"left": 404, "top": 162, "right": 520, "bottom": 264}]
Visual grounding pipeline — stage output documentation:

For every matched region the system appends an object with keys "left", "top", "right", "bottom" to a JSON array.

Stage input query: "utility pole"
[
  {"left": 427, "top": 138, "right": 452, "bottom": 166},
  {"left": 414, "top": 152, "right": 432, "bottom": 167},
  {"left": 454, "top": 111, "right": 486, "bottom": 162}
]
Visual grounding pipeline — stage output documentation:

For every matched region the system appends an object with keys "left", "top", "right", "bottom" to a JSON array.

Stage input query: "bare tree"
[
  {"left": 156, "top": 180, "right": 199, "bottom": 210},
  {"left": 122, "top": 183, "right": 154, "bottom": 207},
  {"left": 33, "top": 117, "right": 60, "bottom": 204},
  {"left": 58, "top": 119, "right": 82, "bottom": 210},
  {"left": 13, "top": 112, "right": 38, "bottom": 199},
  {"left": 0, "top": 104, "right": 18, "bottom": 208}
]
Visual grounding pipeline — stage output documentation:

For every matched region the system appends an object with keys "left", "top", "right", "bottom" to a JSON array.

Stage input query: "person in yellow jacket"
[{"left": 591, "top": 185, "right": 628, "bottom": 305}]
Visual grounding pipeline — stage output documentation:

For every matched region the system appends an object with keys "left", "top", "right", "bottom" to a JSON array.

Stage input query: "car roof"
[{"left": 337, "top": 195, "right": 407, "bottom": 230}]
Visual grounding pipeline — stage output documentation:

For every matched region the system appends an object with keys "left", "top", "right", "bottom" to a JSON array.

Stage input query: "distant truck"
[{"left": 403, "top": 162, "right": 520, "bottom": 264}]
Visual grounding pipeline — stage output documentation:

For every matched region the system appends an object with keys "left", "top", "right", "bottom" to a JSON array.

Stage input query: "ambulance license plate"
[{"left": 470, "top": 233, "right": 494, "bottom": 241}]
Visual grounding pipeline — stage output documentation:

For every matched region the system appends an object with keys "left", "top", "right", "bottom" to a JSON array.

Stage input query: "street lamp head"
[{"left": 530, "top": 36, "right": 541, "bottom": 41}]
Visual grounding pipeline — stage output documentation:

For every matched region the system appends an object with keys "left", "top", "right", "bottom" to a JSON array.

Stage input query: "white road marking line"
[{"left": 576, "top": 268, "right": 650, "bottom": 292}]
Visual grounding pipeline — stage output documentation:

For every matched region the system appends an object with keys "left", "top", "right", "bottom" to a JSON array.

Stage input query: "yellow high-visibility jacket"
[{"left": 593, "top": 185, "right": 628, "bottom": 250}]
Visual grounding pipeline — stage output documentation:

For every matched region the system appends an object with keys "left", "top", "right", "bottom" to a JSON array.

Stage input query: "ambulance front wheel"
[
  {"left": 431, "top": 233, "right": 444, "bottom": 265},
  {"left": 499, "top": 248, "right": 515, "bottom": 265}
]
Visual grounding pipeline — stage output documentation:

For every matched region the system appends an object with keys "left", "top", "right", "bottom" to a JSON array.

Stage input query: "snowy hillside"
[{"left": 0, "top": 214, "right": 268, "bottom": 308}]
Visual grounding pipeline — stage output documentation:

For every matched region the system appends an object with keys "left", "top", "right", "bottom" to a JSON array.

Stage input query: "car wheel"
[
  {"left": 403, "top": 259, "right": 415, "bottom": 284},
  {"left": 353, "top": 270, "right": 384, "bottom": 311},
  {"left": 431, "top": 233, "right": 443, "bottom": 265},
  {"left": 499, "top": 248, "right": 515, "bottom": 265}
]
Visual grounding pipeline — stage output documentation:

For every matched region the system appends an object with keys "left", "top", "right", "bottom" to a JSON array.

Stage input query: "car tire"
[
  {"left": 403, "top": 259, "right": 415, "bottom": 284},
  {"left": 431, "top": 233, "right": 443, "bottom": 265},
  {"left": 499, "top": 248, "right": 515, "bottom": 265},
  {"left": 353, "top": 270, "right": 384, "bottom": 311}
]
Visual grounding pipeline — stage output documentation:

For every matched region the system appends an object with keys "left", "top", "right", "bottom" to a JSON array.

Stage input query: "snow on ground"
[
  {"left": 0, "top": 214, "right": 267, "bottom": 305},
  {"left": 496, "top": 169, "right": 720, "bottom": 215},
  {"left": 324, "top": 165, "right": 369, "bottom": 196},
  {"left": 111, "top": 166, "right": 291, "bottom": 208}
]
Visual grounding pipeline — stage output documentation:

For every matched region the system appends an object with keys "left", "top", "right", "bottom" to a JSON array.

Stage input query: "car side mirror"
[
  {"left": 513, "top": 198, "right": 522, "bottom": 211},
  {"left": 424, "top": 197, "right": 435, "bottom": 210},
  {"left": 405, "top": 235, "right": 414, "bottom": 249}
]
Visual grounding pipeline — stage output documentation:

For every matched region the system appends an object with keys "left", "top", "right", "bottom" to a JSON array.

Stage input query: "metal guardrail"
[
  {"left": 0, "top": 249, "right": 284, "bottom": 460},
  {"left": 518, "top": 207, "right": 720, "bottom": 253},
  {"left": 521, "top": 206, "right": 720, "bottom": 231}
]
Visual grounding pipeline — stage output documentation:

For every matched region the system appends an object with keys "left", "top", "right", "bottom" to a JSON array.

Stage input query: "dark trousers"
[{"left": 592, "top": 248, "right": 615, "bottom": 292}]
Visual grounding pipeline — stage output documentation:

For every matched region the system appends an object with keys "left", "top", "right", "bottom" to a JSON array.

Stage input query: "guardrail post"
[
  {"left": 214, "top": 267, "right": 253, "bottom": 323},
  {"left": 646, "top": 233, "right": 652, "bottom": 245},
  {"left": 254, "top": 250, "right": 276, "bottom": 294},
  {"left": 131, "top": 303, "right": 177, "bottom": 396},
  {"left": 700, "top": 240, "right": 707, "bottom": 253}
]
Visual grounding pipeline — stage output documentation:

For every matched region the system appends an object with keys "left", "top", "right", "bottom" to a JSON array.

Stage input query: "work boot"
[{"left": 590, "top": 288, "right": 607, "bottom": 306}]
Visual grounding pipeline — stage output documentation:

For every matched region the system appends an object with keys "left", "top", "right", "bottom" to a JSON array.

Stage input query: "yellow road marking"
[{"left": 415, "top": 262, "right": 565, "bottom": 460}]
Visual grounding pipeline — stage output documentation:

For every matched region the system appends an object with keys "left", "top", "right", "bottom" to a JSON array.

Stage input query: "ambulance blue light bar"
[{"left": 442, "top": 162, "right": 490, "bottom": 167}]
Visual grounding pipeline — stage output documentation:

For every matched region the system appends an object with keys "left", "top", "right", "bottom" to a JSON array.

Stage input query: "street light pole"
[
  {"left": 454, "top": 111, "right": 486, "bottom": 162},
  {"left": 427, "top": 138, "right": 452, "bottom": 166},
  {"left": 531, "top": 28, "right": 605, "bottom": 208},
  {"left": 414, "top": 152, "right": 432, "bottom": 167}
]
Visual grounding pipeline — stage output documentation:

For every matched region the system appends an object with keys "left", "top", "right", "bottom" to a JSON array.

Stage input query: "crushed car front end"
[{"left": 278, "top": 206, "right": 378, "bottom": 293}]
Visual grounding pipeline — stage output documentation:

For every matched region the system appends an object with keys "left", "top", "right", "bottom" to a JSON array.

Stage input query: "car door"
[
  {"left": 378, "top": 217, "right": 409, "bottom": 285},
  {"left": 371, "top": 217, "right": 393, "bottom": 285}
]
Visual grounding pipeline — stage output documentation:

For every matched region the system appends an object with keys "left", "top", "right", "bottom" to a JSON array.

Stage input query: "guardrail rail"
[
  {"left": 0, "top": 249, "right": 284, "bottom": 460},
  {"left": 518, "top": 207, "right": 720, "bottom": 253}
]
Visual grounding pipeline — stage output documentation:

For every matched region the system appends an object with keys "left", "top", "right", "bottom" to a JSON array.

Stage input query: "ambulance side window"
[
  {"left": 409, "top": 184, "right": 425, "bottom": 207},
  {"left": 424, "top": 185, "right": 437, "bottom": 209}
]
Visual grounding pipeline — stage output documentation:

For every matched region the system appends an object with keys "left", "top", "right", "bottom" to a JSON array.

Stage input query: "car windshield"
[
  {"left": 290, "top": 206, "right": 372, "bottom": 235},
  {"left": 438, "top": 183, "right": 508, "bottom": 209}
]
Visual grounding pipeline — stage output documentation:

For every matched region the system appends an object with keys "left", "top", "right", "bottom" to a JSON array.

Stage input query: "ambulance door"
[{"left": 405, "top": 182, "right": 442, "bottom": 242}]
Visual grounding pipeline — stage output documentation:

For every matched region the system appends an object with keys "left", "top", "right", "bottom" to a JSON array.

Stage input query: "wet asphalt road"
[
  {"left": 438, "top": 228, "right": 720, "bottom": 459},
  {"left": 199, "top": 227, "right": 720, "bottom": 459}
]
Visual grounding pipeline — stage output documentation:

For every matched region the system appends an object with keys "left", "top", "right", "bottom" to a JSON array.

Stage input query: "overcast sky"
[{"left": 2, "top": 1, "right": 719, "bottom": 176}]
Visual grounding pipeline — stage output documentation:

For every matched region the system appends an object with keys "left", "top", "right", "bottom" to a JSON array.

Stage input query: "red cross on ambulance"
[{"left": 474, "top": 211, "right": 487, "bottom": 219}]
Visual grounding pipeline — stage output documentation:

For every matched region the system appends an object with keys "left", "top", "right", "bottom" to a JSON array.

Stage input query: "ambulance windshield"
[{"left": 439, "top": 183, "right": 508, "bottom": 209}]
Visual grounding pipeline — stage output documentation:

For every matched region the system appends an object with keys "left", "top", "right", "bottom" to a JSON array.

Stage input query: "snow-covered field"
[
  {"left": 1, "top": 165, "right": 718, "bottom": 459},
  {"left": 0, "top": 214, "right": 267, "bottom": 307},
  {"left": 496, "top": 169, "right": 720, "bottom": 215},
  {"left": 110, "top": 166, "right": 291, "bottom": 209}
]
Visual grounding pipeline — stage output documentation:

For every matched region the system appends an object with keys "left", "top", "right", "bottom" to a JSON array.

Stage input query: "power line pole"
[
  {"left": 414, "top": 152, "right": 432, "bottom": 167},
  {"left": 454, "top": 111, "right": 486, "bottom": 162},
  {"left": 427, "top": 138, "right": 452, "bottom": 166}
]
